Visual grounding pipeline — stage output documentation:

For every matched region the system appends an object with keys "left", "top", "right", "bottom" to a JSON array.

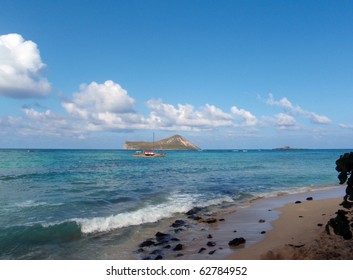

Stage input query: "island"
[
  {"left": 124, "top": 134, "right": 201, "bottom": 150},
  {"left": 273, "top": 146, "right": 304, "bottom": 150}
]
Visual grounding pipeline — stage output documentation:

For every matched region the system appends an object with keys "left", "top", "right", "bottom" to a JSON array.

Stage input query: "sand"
[{"left": 227, "top": 196, "right": 353, "bottom": 260}]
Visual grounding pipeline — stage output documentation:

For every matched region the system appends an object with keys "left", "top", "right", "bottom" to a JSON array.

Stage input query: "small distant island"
[
  {"left": 273, "top": 146, "right": 304, "bottom": 150},
  {"left": 124, "top": 135, "right": 201, "bottom": 150}
]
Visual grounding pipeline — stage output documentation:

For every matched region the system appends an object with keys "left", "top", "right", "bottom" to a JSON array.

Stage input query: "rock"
[
  {"left": 155, "top": 232, "right": 171, "bottom": 244},
  {"left": 326, "top": 210, "right": 352, "bottom": 240},
  {"left": 207, "top": 241, "right": 216, "bottom": 247},
  {"left": 139, "top": 239, "right": 155, "bottom": 248},
  {"left": 174, "top": 228, "right": 184, "bottom": 234},
  {"left": 173, "top": 244, "right": 183, "bottom": 251},
  {"left": 295, "top": 200, "right": 302, "bottom": 204},
  {"left": 203, "top": 218, "right": 217, "bottom": 224},
  {"left": 209, "top": 250, "right": 217, "bottom": 255},
  {"left": 186, "top": 207, "right": 203, "bottom": 215},
  {"left": 155, "top": 255, "right": 163, "bottom": 260},
  {"left": 219, "top": 218, "right": 225, "bottom": 221},
  {"left": 171, "top": 237, "right": 180, "bottom": 242},
  {"left": 233, "top": 230, "right": 237, "bottom": 233},
  {"left": 188, "top": 215, "right": 202, "bottom": 221},
  {"left": 164, "top": 245, "right": 171, "bottom": 249},
  {"left": 306, "top": 197, "right": 313, "bottom": 201},
  {"left": 171, "top": 220, "right": 186, "bottom": 228},
  {"left": 261, "top": 231, "right": 266, "bottom": 234},
  {"left": 258, "top": 219, "right": 266, "bottom": 223},
  {"left": 150, "top": 249, "right": 162, "bottom": 255},
  {"left": 198, "top": 247, "right": 206, "bottom": 253},
  {"left": 317, "top": 223, "right": 323, "bottom": 227},
  {"left": 207, "top": 234, "right": 213, "bottom": 239},
  {"left": 176, "top": 253, "right": 184, "bottom": 257},
  {"left": 228, "top": 237, "right": 246, "bottom": 247}
]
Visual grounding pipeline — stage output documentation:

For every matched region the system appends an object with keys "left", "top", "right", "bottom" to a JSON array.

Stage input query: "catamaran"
[{"left": 133, "top": 133, "right": 166, "bottom": 157}]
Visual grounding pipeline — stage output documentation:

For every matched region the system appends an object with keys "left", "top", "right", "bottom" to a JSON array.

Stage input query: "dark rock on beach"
[
  {"left": 207, "top": 241, "right": 216, "bottom": 247},
  {"left": 171, "top": 220, "right": 186, "bottom": 228},
  {"left": 295, "top": 200, "right": 302, "bottom": 204},
  {"left": 173, "top": 244, "right": 183, "bottom": 251},
  {"left": 326, "top": 210, "right": 353, "bottom": 240},
  {"left": 209, "top": 250, "right": 217, "bottom": 255},
  {"left": 306, "top": 197, "right": 313, "bottom": 201},
  {"left": 198, "top": 247, "right": 206, "bottom": 253},
  {"left": 139, "top": 239, "right": 155, "bottom": 248},
  {"left": 228, "top": 237, "right": 246, "bottom": 247},
  {"left": 186, "top": 207, "right": 203, "bottom": 215},
  {"left": 258, "top": 219, "right": 266, "bottom": 223}
]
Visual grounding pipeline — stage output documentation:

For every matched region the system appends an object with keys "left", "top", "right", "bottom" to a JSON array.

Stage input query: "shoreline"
[{"left": 134, "top": 185, "right": 348, "bottom": 260}]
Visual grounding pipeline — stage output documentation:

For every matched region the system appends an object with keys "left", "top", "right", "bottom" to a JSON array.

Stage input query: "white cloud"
[
  {"left": 266, "top": 93, "right": 331, "bottom": 124},
  {"left": 274, "top": 113, "right": 300, "bottom": 130},
  {"left": 0, "top": 33, "right": 51, "bottom": 98},
  {"left": 146, "top": 99, "right": 235, "bottom": 130},
  {"left": 339, "top": 124, "right": 353, "bottom": 130},
  {"left": 230, "top": 106, "right": 258, "bottom": 126},
  {"left": 62, "top": 80, "right": 146, "bottom": 131}
]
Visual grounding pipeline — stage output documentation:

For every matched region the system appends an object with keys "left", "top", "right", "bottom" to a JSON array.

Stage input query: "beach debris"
[
  {"left": 258, "top": 219, "right": 266, "bottom": 223},
  {"left": 173, "top": 244, "right": 183, "bottom": 251},
  {"left": 171, "top": 220, "right": 186, "bottom": 228},
  {"left": 326, "top": 209, "right": 352, "bottom": 240},
  {"left": 198, "top": 247, "right": 206, "bottom": 253},
  {"left": 207, "top": 241, "right": 216, "bottom": 247},
  {"left": 228, "top": 237, "right": 246, "bottom": 247}
]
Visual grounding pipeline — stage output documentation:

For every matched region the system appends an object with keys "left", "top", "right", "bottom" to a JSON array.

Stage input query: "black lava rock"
[
  {"left": 207, "top": 241, "right": 216, "bottom": 247},
  {"left": 228, "top": 237, "right": 246, "bottom": 247},
  {"left": 198, "top": 247, "right": 206, "bottom": 253},
  {"left": 171, "top": 220, "right": 186, "bottom": 228},
  {"left": 173, "top": 244, "right": 183, "bottom": 251},
  {"left": 139, "top": 240, "right": 155, "bottom": 248}
]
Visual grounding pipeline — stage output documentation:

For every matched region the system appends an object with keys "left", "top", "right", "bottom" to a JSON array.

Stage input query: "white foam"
[{"left": 74, "top": 194, "right": 235, "bottom": 234}]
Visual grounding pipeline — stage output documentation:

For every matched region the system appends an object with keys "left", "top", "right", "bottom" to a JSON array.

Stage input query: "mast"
[{"left": 153, "top": 132, "right": 155, "bottom": 150}]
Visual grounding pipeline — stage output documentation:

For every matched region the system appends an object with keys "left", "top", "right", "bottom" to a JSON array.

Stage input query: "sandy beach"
[{"left": 225, "top": 190, "right": 353, "bottom": 260}]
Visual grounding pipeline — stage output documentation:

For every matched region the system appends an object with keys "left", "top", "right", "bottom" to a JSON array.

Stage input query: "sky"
[{"left": 0, "top": 0, "right": 353, "bottom": 149}]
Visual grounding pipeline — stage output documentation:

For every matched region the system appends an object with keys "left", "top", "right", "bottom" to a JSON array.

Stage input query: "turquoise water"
[{"left": 0, "top": 149, "right": 348, "bottom": 259}]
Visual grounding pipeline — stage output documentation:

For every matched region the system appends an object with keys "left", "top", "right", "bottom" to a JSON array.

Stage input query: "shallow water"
[{"left": 0, "top": 149, "right": 348, "bottom": 259}]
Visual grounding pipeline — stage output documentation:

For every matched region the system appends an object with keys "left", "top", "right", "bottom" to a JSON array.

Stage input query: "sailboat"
[{"left": 133, "top": 133, "right": 166, "bottom": 157}]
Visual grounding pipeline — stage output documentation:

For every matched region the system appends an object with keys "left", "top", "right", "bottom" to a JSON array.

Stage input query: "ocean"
[{"left": 0, "top": 149, "right": 348, "bottom": 259}]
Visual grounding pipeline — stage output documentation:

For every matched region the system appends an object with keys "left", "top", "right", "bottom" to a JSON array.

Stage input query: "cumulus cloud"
[
  {"left": 62, "top": 80, "right": 146, "bottom": 131},
  {"left": 266, "top": 93, "right": 331, "bottom": 124},
  {"left": 274, "top": 113, "right": 299, "bottom": 130},
  {"left": 230, "top": 106, "right": 258, "bottom": 126},
  {"left": 146, "top": 99, "right": 235, "bottom": 130},
  {"left": 0, "top": 33, "right": 51, "bottom": 98}
]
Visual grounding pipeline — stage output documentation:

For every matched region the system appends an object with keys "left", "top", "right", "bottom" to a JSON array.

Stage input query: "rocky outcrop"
[{"left": 124, "top": 135, "right": 201, "bottom": 150}]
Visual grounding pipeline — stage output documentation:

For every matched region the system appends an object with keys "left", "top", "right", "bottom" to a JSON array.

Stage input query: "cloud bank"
[
  {"left": 266, "top": 93, "right": 332, "bottom": 125},
  {"left": 0, "top": 33, "right": 51, "bottom": 98}
]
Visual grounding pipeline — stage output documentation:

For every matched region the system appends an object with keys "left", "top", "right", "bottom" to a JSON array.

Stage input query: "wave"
[{"left": 73, "top": 194, "right": 235, "bottom": 234}]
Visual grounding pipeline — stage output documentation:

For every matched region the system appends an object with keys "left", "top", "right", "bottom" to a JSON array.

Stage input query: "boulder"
[
  {"left": 171, "top": 220, "right": 186, "bottom": 228},
  {"left": 228, "top": 237, "right": 246, "bottom": 247}
]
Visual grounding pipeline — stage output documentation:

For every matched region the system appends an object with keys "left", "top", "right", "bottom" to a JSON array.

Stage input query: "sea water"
[{"left": 0, "top": 149, "right": 348, "bottom": 259}]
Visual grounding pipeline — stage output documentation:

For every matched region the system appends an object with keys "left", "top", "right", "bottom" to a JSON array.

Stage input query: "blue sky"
[{"left": 0, "top": 0, "right": 353, "bottom": 149}]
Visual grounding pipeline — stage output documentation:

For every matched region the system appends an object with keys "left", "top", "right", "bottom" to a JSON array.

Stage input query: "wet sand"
[{"left": 135, "top": 185, "right": 350, "bottom": 260}]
